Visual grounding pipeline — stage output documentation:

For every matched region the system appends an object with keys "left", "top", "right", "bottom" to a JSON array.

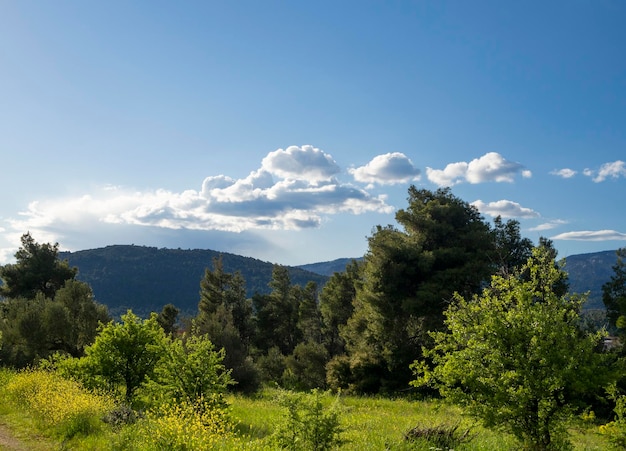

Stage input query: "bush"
[
  {"left": 283, "top": 341, "right": 329, "bottom": 390},
  {"left": 3, "top": 369, "right": 113, "bottom": 439},
  {"left": 404, "top": 422, "right": 473, "bottom": 449},
  {"left": 115, "top": 397, "right": 236, "bottom": 451},
  {"left": 598, "top": 385, "right": 626, "bottom": 449},
  {"left": 273, "top": 389, "right": 344, "bottom": 450},
  {"left": 257, "top": 346, "right": 287, "bottom": 385}
]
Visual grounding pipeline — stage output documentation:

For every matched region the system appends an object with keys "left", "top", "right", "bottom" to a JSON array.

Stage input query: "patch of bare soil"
[{"left": 0, "top": 422, "right": 25, "bottom": 451}]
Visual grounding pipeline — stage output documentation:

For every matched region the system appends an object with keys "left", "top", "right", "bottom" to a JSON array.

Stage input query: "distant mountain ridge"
[
  {"left": 60, "top": 245, "right": 329, "bottom": 317},
  {"left": 561, "top": 250, "right": 619, "bottom": 310},
  {"left": 297, "top": 258, "right": 363, "bottom": 277},
  {"left": 59, "top": 245, "right": 620, "bottom": 317}
]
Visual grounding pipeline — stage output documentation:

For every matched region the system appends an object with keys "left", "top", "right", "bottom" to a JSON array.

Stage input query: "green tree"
[
  {"left": 151, "top": 333, "right": 233, "bottom": 409},
  {"left": 412, "top": 247, "right": 608, "bottom": 450},
  {"left": 283, "top": 341, "right": 329, "bottom": 390},
  {"left": 195, "top": 258, "right": 259, "bottom": 392},
  {"left": 254, "top": 265, "right": 301, "bottom": 355},
  {"left": 603, "top": 248, "right": 626, "bottom": 332},
  {"left": 198, "top": 256, "right": 233, "bottom": 316},
  {"left": 319, "top": 260, "right": 361, "bottom": 358},
  {"left": 194, "top": 304, "right": 260, "bottom": 393},
  {"left": 0, "top": 295, "right": 48, "bottom": 366},
  {"left": 52, "top": 279, "right": 110, "bottom": 356},
  {"left": 83, "top": 310, "right": 167, "bottom": 403},
  {"left": 296, "top": 281, "right": 322, "bottom": 344},
  {"left": 0, "top": 232, "right": 77, "bottom": 299},
  {"left": 341, "top": 187, "right": 494, "bottom": 392},
  {"left": 0, "top": 280, "right": 108, "bottom": 366},
  {"left": 156, "top": 303, "right": 180, "bottom": 336},
  {"left": 197, "top": 256, "right": 254, "bottom": 343},
  {"left": 491, "top": 216, "right": 534, "bottom": 276}
]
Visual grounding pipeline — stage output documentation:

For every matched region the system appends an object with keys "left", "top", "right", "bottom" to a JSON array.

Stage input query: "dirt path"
[{"left": 0, "top": 422, "right": 25, "bottom": 451}]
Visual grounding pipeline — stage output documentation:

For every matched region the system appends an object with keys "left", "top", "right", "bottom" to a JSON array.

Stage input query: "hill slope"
[
  {"left": 297, "top": 257, "right": 363, "bottom": 277},
  {"left": 561, "top": 250, "right": 619, "bottom": 310},
  {"left": 60, "top": 245, "right": 328, "bottom": 317},
  {"left": 59, "top": 245, "right": 620, "bottom": 317}
]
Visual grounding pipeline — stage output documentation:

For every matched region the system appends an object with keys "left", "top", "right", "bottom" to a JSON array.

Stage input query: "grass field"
[{"left": 0, "top": 368, "right": 614, "bottom": 450}]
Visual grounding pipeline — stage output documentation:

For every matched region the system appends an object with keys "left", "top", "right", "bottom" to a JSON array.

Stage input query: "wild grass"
[{"left": 0, "top": 370, "right": 614, "bottom": 450}]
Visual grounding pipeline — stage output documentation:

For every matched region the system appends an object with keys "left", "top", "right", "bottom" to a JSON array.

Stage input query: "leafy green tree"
[
  {"left": 52, "top": 279, "right": 110, "bottom": 356},
  {"left": 151, "top": 333, "right": 233, "bottom": 409},
  {"left": 0, "top": 232, "right": 77, "bottom": 299},
  {"left": 0, "top": 295, "right": 48, "bottom": 366},
  {"left": 341, "top": 187, "right": 494, "bottom": 392},
  {"left": 0, "top": 280, "right": 108, "bottom": 366},
  {"left": 413, "top": 247, "right": 609, "bottom": 450},
  {"left": 194, "top": 305, "right": 260, "bottom": 393},
  {"left": 83, "top": 310, "right": 167, "bottom": 403},
  {"left": 603, "top": 248, "right": 626, "bottom": 332},
  {"left": 491, "top": 216, "right": 534, "bottom": 276}
]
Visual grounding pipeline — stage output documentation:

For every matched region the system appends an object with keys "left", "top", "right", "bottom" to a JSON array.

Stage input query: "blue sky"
[{"left": 1, "top": 1, "right": 625, "bottom": 266}]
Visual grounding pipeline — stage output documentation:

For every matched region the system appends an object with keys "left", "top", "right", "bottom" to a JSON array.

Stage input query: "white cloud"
[
  {"left": 4, "top": 146, "right": 395, "bottom": 254},
  {"left": 471, "top": 199, "right": 540, "bottom": 218},
  {"left": 584, "top": 160, "right": 626, "bottom": 183},
  {"left": 550, "top": 168, "right": 577, "bottom": 178},
  {"left": 426, "top": 162, "right": 468, "bottom": 186},
  {"left": 528, "top": 220, "right": 568, "bottom": 232},
  {"left": 261, "top": 145, "right": 341, "bottom": 183},
  {"left": 551, "top": 230, "right": 626, "bottom": 241},
  {"left": 426, "top": 152, "right": 529, "bottom": 186},
  {"left": 349, "top": 152, "right": 420, "bottom": 186}
]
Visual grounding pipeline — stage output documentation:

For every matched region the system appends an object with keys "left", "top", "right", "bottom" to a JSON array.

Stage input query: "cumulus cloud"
[
  {"left": 261, "top": 145, "right": 340, "bottom": 183},
  {"left": 529, "top": 220, "right": 568, "bottom": 232},
  {"left": 6, "top": 145, "right": 395, "bottom": 250},
  {"left": 426, "top": 152, "right": 529, "bottom": 186},
  {"left": 584, "top": 160, "right": 626, "bottom": 183},
  {"left": 471, "top": 199, "right": 540, "bottom": 218},
  {"left": 551, "top": 230, "right": 626, "bottom": 241},
  {"left": 349, "top": 152, "right": 420, "bottom": 186},
  {"left": 550, "top": 168, "right": 577, "bottom": 178}
]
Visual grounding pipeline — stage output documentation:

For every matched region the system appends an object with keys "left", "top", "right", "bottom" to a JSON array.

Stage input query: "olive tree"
[
  {"left": 412, "top": 247, "right": 609, "bottom": 450},
  {"left": 83, "top": 310, "right": 167, "bottom": 403}
]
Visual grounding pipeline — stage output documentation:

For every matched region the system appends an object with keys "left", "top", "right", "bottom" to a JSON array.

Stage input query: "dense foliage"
[
  {"left": 413, "top": 246, "right": 611, "bottom": 449},
  {"left": 0, "top": 232, "right": 77, "bottom": 299}
]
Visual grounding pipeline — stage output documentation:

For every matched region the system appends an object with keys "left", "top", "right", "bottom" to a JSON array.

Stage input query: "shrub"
[
  {"left": 283, "top": 341, "right": 329, "bottom": 390},
  {"left": 149, "top": 333, "right": 233, "bottom": 411},
  {"left": 116, "top": 397, "right": 236, "bottom": 451},
  {"left": 404, "top": 422, "right": 473, "bottom": 449},
  {"left": 4, "top": 369, "right": 113, "bottom": 439},
  {"left": 598, "top": 384, "right": 626, "bottom": 449},
  {"left": 273, "top": 389, "right": 344, "bottom": 450}
]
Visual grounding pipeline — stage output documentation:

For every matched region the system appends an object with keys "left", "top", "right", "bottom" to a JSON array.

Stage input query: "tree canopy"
[
  {"left": 0, "top": 232, "right": 77, "bottom": 299},
  {"left": 413, "top": 246, "right": 609, "bottom": 450},
  {"left": 339, "top": 187, "right": 496, "bottom": 392}
]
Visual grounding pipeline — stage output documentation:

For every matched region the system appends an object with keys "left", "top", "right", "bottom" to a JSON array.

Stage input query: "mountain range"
[{"left": 59, "top": 246, "right": 619, "bottom": 317}]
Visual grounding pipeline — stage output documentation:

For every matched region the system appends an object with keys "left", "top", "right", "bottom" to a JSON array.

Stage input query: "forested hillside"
[
  {"left": 60, "top": 245, "right": 329, "bottom": 316},
  {"left": 58, "top": 245, "right": 617, "bottom": 317},
  {"left": 561, "top": 250, "right": 619, "bottom": 310}
]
